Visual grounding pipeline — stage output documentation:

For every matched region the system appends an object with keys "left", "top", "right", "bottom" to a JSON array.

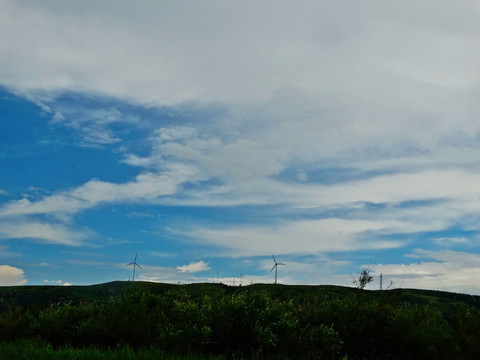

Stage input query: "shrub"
[
  {"left": 207, "top": 291, "right": 298, "bottom": 357},
  {"left": 452, "top": 305, "right": 480, "bottom": 359},
  {"left": 0, "top": 307, "right": 30, "bottom": 341}
]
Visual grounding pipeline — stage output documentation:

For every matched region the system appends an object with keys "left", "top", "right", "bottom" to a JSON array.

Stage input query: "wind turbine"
[
  {"left": 271, "top": 255, "right": 286, "bottom": 284},
  {"left": 127, "top": 253, "right": 142, "bottom": 281}
]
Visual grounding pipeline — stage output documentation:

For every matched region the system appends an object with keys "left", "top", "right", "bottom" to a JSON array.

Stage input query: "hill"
[
  {"left": 1, "top": 280, "right": 479, "bottom": 312},
  {"left": 2, "top": 282, "right": 480, "bottom": 359}
]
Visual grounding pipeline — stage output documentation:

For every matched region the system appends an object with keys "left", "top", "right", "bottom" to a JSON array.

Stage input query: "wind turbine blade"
[
  {"left": 272, "top": 255, "right": 276, "bottom": 263},
  {"left": 136, "top": 264, "right": 142, "bottom": 269},
  {"left": 134, "top": 253, "right": 138, "bottom": 261},
  {"left": 271, "top": 264, "right": 276, "bottom": 272},
  {"left": 278, "top": 263, "right": 286, "bottom": 265},
  {"left": 127, "top": 262, "right": 134, "bottom": 266}
]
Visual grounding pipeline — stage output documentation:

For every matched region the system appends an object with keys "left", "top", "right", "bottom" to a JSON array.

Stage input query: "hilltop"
[{"left": 1, "top": 280, "right": 479, "bottom": 312}]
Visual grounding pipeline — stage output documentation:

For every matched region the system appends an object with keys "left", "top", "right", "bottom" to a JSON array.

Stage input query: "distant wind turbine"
[
  {"left": 127, "top": 253, "right": 142, "bottom": 281},
  {"left": 271, "top": 255, "right": 286, "bottom": 284}
]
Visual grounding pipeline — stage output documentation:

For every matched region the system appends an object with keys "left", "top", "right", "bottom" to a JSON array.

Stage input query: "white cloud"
[
  {"left": 176, "top": 261, "right": 210, "bottom": 273},
  {"left": 1, "top": 0, "right": 478, "bottom": 109},
  {"left": 432, "top": 237, "right": 470, "bottom": 246},
  {"left": 49, "top": 106, "right": 139, "bottom": 147},
  {"left": 376, "top": 250, "right": 480, "bottom": 294},
  {"left": 165, "top": 168, "right": 480, "bottom": 209},
  {"left": 0, "top": 220, "right": 86, "bottom": 245},
  {"left": 0, "top": 165, "right": 195, "bottom": 218},
  {"left": 0, "top": 189, "right": 9, "bottom": 197},
  {"left": 184, "top": 218, "right": 404, "bottom": 257},
  {"left": 43, "top": 279, "right": 72, "bottom": 286},
  {"left": 43, "top": 279, "right": 63, "bottom": 284},
  {"left": 0, "top": 265, "right": 27, "bottom": 285},
  {"left": 78, "top": 127, "right": 121, "bottom": 148}
]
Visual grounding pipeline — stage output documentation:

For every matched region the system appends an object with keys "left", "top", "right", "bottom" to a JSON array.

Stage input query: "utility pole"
[{"left": 380, "top": 274, "right": 383, "bottom": 290}]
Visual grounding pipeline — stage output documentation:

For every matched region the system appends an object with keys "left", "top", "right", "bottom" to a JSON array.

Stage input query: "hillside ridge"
[{"left": 1, "top": 281, "right": 480, "bottom": 311}]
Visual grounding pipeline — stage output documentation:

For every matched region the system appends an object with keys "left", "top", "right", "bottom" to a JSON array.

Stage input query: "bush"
[
  {"left": 30, "top": 301, "right": 93, "bottom": 346},
  {"left": 453, "top": 305, "right": 480, "bottom": 359},
  {"left": 208, "top": 291, "right": 296, "bottom": 356},
  {"left": 297, "top": 295, "right": 459, "bottom": 359},
  {"left": 0, "top": 307, "right": 30, "bottom": 341},
  {"left": 386, "top": 303, "right": 458, "bottom": 359}
]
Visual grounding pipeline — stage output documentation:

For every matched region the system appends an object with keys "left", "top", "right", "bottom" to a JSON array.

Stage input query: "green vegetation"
[
  {"left": 1, "top": 281, "right": 480, "bottom": 359},
  {"left": 0, "top": 340, "right": 224, "bottom": 360}
]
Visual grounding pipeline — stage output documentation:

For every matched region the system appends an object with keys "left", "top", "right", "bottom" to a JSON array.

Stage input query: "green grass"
[{"left": 0, "top": 340, "right": 227, "bottom": 360}]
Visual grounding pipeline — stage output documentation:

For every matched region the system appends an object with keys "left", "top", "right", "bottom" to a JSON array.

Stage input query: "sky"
[{"left": 1, "top": 1, "right": 480, "bottom": 293}]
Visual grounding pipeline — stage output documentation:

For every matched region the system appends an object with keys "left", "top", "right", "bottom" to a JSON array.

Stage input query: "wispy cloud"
[
  {"left": 50, "top": 106, "right": 139, "bottom": 147},
  {"left": 182, "top": 219, "right": 404, "bottom": 257},
  {"left": 0, "top": 245, "right": 22, "bottom": 258},
  {"left": 376, "top": 250, "right": 480, "bottom": 294},
  {"left": 0, "top": 165, "right": 195, "bottom": 218},
  {"left": 0, "top": 220, "right": 86, "bottom": 245}
]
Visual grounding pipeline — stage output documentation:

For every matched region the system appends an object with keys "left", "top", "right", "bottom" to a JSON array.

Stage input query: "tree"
[{"left": 353, "top": 266, "right": 374, "bottom": 290}]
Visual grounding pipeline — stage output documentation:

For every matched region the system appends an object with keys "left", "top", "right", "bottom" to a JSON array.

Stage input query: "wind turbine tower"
[
  {"left": 127, "top": 253, "right": 142, "bottom": 281},
  {"left": 271, "top": 255, "right": 286, "bottom": 284}
]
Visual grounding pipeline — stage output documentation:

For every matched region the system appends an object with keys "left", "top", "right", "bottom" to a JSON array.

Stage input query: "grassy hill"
[
  {"left": 2, "top": 282, "right": 480, "bottom": 359},
  {"left": 1, "top": 280, "right": 479, "bottom": 312}
]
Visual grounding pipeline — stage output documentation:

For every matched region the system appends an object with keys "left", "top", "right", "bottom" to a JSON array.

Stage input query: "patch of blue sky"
[
  {"left": 0, "top": 146, "right": 138, "bottom": 197},
  {"left": 8, "top": 237, "right": 137, "bottom": 284},
  {"left": 331, "top": 247, "right": 403, "bottom": 269},
  {"left": 4, "top": 240, "right": 73, "bottom": 283},
  {"left": 75, "top": 204, "right": 228, "bottom": 260},
  {"left": 0, "top": 92, "right": 71, "bottom": 155},
  {"left": 0, "top": 92, "right": 141, "bottom": 195}
]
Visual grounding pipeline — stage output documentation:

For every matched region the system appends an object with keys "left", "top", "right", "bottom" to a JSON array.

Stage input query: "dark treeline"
[{"left": 1, "top": 285, "right": 480, "bottom": 359}]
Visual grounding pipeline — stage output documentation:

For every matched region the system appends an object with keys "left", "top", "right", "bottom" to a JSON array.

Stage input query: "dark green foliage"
[
  {"left": 0, "top": 306, "right": 30, "bottom": 341},
  {"left": 0, "top": 340, "right": 222, "bottom": 360},
  {"left": 2, "top": 283, "right": 480, "bottom": 358},
  {"left": 208, "top": 291, "right": 297, "bottom": 356},
  {"left": 453, "top": 305, "right": 480, "bottom": 359},
  {"left": 156, "top": 288, "right": 211, "bottom": 353}
]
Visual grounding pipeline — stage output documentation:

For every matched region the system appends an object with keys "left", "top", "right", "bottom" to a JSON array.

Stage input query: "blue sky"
[{"left": 1, "top": 1, "right": 480, "bottom": 293}]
